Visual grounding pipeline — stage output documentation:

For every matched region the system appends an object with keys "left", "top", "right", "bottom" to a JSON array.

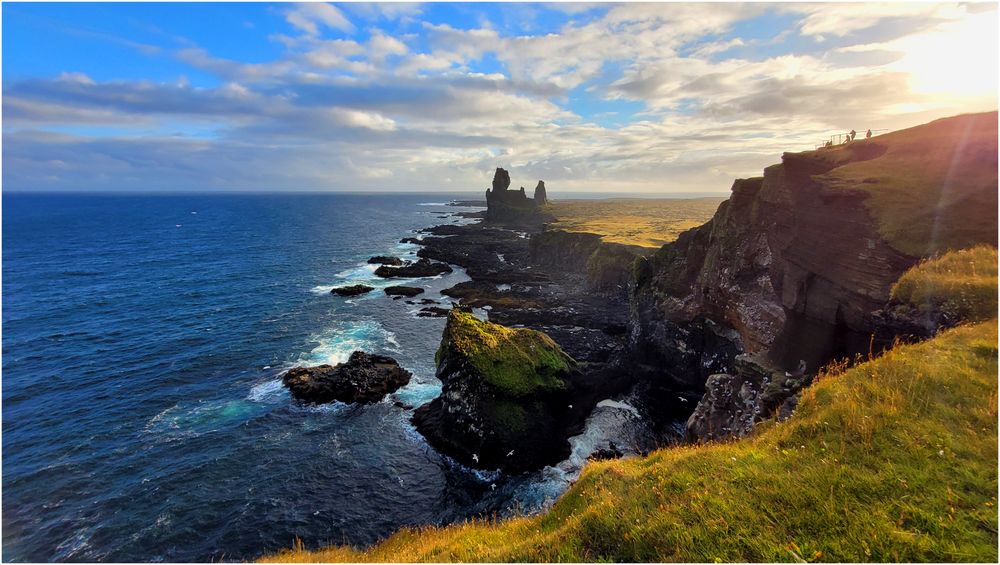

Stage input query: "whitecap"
[
  {"left": 247, "top": 379, "right": 288, "bottom": 403},
  {"left": 297, "top": 319, "right": 402, "bottom": 366},
  {"left": 417, "top": 202, "right": 450, "bottom": 206}
]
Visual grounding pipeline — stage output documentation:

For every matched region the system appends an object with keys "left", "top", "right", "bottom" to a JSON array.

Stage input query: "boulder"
[
  {"left": 283, "top": 351, "right": 412, "bottom": 404},
  {"left": 331, "top": 284, "right": 374, "bottom": 296},
  {"left": 368, "top": 256, "right": 404, "bottom": 266},
  {"left": 374, "top": 258, "right": 453, "bottom": 278},
  {"left": 384, "top": 285, "right": 424, "bottom": 297}
]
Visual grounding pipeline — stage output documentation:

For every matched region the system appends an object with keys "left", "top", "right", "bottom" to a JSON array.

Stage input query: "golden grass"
[
  {"left": 891, "top": 245, "right": 998, "bottom": 322},
  {"left": 547, "top": 198, "right": 725, "bottom": 248},
  {"left": 264, "top": 321, "right": 998, "bottom": 563}
]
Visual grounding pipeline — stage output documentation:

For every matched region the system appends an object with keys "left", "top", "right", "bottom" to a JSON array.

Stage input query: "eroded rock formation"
[{"left": 283, "top": 351, "right": 412, "bottom": 404}]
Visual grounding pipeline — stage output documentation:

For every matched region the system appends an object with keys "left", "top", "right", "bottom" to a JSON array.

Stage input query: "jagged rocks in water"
[
  {"left": 412, "top": 310, "right": 581, "bottom": 472},
  {"left": 368, "top": 256, "right": 404, "bottom": 266},
  {"left": 283, "top": 351, "right": 411, "bottom": 404},
  {"left": 331, "top": 284, "right": 375, "bottom": 296},
  {"left": 384, "top": 285, "right": 424, "bottom": 297},
  {"left": 685, "top": 354, "right": 812, "bottom": 442},
  {"left": 374, "top": 258, "right": 453, "bottom": 278},
  {"left": 417, "top": 306, "right": 450, "bottom": 317},
  {"left": 400, "top": 237, "right": 422, "bottom": 244}
]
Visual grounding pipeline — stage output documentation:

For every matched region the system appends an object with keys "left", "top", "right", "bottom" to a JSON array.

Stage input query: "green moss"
[
  {"left": 269, "top": 321, "right": 998, "bottom": 563},
  {"left": 892, "top": 245, "right": 998, "bottom": 322},
  {"left": 438, "top": 310, "right": 573, "bottom": 397}
]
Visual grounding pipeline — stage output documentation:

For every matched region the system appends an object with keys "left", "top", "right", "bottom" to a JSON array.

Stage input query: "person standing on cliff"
[
  {"left": 866, "top": 129, "right": 872, "bottom": 143},
  {"left": 849, "top": 129, "right": 857, "bottom": 141}
]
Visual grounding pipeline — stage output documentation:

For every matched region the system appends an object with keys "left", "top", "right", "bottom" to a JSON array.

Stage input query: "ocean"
[{"left": 2, "top": 193, "right": 623, "bottom": 562}]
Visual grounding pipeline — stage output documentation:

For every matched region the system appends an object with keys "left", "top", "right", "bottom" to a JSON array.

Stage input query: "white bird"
[
  {"left": 568, "top": 404, "right": 573, "bottom": 409},
  {"left": 507, "top": 450, "right": 514, "bottom": 457},
  {"left": 678, "top": 396, "right": 688, "bottom": 403},
  {"left": 472, "top": 454, "right": 479, "bottom": 463},
  {"left": 490, "top": 483, "right": 497, "bottom": 491}
]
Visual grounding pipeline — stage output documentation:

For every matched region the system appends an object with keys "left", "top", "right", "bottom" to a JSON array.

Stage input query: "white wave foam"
[
  {"left": 595, "top": 399, "right": 640, "bottom": 417},
  {"left": 247, "top": 379, "right": 288, "bottom": 403},
  {"left": 417, "top": 202, "right": 449, "bottom": 206},
  {"left": 298, "top": 319, "right": 401, "bottom": 366}
]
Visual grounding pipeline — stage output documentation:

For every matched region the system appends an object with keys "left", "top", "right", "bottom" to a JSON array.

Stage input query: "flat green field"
[{"left": 547, "top": 197, "right": 726, "bottom": 248}]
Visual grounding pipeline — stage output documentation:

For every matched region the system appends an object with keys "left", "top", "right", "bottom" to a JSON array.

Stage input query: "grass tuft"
[{"left": 891, "top": 245, "right": 998, "bottom": 322}]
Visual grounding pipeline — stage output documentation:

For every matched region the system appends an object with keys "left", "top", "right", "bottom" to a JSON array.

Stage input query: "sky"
[{"left": 2, "top": 1, "right": 997, "bottom": 193}]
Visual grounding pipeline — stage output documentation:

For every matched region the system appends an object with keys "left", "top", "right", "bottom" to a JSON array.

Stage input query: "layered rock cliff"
[{"left": 630, "top": 112, "right": 998, "bottom": 440}]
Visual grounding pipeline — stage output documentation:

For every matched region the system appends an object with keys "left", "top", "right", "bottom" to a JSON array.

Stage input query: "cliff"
[{"left": 631, "top": 112, "right": 998, "bottom": 391}]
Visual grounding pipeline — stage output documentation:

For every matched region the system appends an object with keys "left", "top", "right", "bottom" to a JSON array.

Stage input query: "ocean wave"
[
  {"left": 417, "top": 202, "right": 450, "bottom": 206},
  {"left": 246, "top": 379, "right": 288, "bottom": 403}
]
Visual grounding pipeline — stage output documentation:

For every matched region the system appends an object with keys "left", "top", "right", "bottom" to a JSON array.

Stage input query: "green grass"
[
  {"left": 808, "top": 112, "right": 998, "bottom": 257},
  {"left": 436, "top": 310, "right": 573, "bottom": 397},
  {"left": 267, "top": 321, "right": 998, "bottom": 562},
  {"left": 548, "top": 198, "right": 725, "bottom": 248},
  {"left": 892, "top": 245, "right": 998, "bottom": 322}
]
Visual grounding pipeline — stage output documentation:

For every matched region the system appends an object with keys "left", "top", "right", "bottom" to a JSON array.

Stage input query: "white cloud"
[{"left": 285, "top": 3, "right": 355, "bottom": 36}]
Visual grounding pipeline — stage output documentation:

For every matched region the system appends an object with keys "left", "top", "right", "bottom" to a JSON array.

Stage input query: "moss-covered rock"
[
  {"left": 414, "top": 310, "right": 583, "bottom": 472},
  {"left": 434, "top": 310, "right": 571, "bottom": 397}
]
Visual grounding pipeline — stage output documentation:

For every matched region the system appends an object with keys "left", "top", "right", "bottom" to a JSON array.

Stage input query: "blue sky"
[{"left": 3, "top": 2, "right": 997, "bottom": 192}]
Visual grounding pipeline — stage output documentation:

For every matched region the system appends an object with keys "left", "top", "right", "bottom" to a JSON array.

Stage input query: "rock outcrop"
[
  {"left": 485, "top": 167, "right": 551, "bottom": 224},
  {"left": 374, "top": 258, "right": 453, "bottom": 278},
  {"left": 283, "top": 351, "right": 412, "bottom": 404},
  {"left": 331, "top": 284, "right": 375, "bottom": 296},
  {"left": 413, "top": 310, "right": 598, "bottom": 472}
]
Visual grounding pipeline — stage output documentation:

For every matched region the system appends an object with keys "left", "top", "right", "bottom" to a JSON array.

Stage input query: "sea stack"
[
  {"left": 534, "top": 180, "right": 547, "bottom": 204},
  {"left": 484, "top": 167, "right": 550, "bottom": 223}
]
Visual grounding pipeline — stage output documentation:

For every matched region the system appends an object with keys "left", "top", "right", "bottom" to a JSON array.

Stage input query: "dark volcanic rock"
[
  {"left": 417, "top": 306, "right": 450, "bottom": 317},
  {"left": 374, "top": 258, "right": 453, "bottom": 278},
  {"left": 533, "top": 180, "right": 548, "bottom": 204},
  {"left": 368, "top": 255, "right": 404, "bottom": 266},
  {"left": 283, "top": 351, "right": 412, "bottom": 404},
  {"left": 400, "top": 237, "right": 422, "bottom": 244},
  {"left": 331, "top": 284, "right": 375, "bottom": 296},
  {"left": 384, "top": 285, "right": 425, "bottom": 297}
]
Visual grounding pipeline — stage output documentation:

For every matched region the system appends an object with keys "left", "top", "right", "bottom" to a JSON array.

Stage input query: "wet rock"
[
  {"left": 368, "top": 256, "right": 404, "bottom": 266},
  {"left": 400, "top": 237, "right": 422, "bottom": 244},
  {"left": 374, "top": 258, "right": 453, "bottom": 278},
  {"left": 283, "top": 351, "right": 412, "bottom": 404},
  {"left": 384, "top": 286, "right": 424, "bottom": 297},
  {"left": 417, "top": 306, "right": 450, "bottom": 317},
  {"left": 331, "top": 284, "right": 375, "bottom": 296}
]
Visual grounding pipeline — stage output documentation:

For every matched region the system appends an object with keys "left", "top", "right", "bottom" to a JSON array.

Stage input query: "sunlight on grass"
[
  {"left": 815, "top": 112, "right": 997, "bottom": 257},
  {"left": 892, "top": 245, "right": 998, "bottom": 322},
  {"left": 548, "top": 198, "right": 725, "bottom": 248},
  {"left": 265, "top": 321, "right": 998, "bottom": 562}
]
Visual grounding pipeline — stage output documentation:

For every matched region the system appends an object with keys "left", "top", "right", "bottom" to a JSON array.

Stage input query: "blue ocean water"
[{"left": 2, "top": 193, "right": 585, "bottom": 562}]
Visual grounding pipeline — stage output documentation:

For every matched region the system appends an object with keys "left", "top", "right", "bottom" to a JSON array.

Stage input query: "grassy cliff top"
[
  {"left": 436, "top": 310, "right": 573, "bottom": 397},
  {"left": 892, "top": 245, "right": 998, "bottom": 322},
  {"left": 547, "top": 197, "right": 725, "bottom": 248},
  {"left": 268, "top": 320, "right": 997, "bottom": 562},
  {"left": 807, "top": 112, "right": 998, "bottom": 257}
]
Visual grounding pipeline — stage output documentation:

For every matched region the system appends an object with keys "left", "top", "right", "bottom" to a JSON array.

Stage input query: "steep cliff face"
[
  {"left": 631, "top": 112, "right": 998, "bottom": 435},
  {"left": 528, "top": 229, "right": 648, "bottom": 298}
]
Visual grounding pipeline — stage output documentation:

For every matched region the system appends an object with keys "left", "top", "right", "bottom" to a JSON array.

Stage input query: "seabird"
[
  {"left": 507, "top": 450, "right": 514, "bottom": 457},
  {"left": 472, "top": 454, "right": 479, "bottom": 463}
]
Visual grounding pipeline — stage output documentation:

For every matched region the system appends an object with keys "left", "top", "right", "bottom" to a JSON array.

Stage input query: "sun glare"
[{"left": 897, "top": 11, "right": 999, "bottom": 98}]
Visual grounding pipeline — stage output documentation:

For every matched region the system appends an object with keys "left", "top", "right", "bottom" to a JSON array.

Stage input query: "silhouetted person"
[
  {"left": 849, "top": 129, "right": 856, "bottom": 141},
  {"left": 866, "top": 129, "right": 872, "bottom": 143}
]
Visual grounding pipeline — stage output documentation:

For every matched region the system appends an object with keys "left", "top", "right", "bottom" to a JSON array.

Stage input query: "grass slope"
[
  {"left": 810, "top": 112, "right": 998, "bottom": 257},
  {"left": 548, "top": 197, "right": 725, "bottom": 248},
  {"left": 892, "top": 245, "right": 998, "bottom": 322},
  {"left": 436, "top": 310, "right": 573, "bottom": 397},
  {"left": 267, "top": 321, "right": 999, "bottom": 563}
]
